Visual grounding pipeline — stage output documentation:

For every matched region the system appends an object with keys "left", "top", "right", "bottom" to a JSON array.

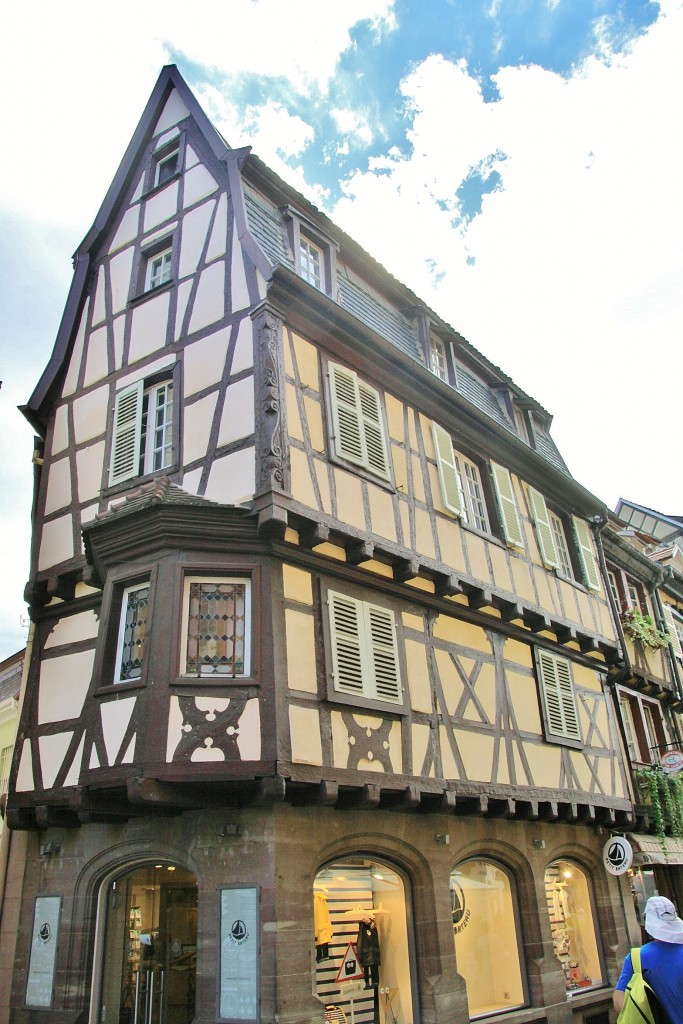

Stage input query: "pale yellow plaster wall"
[
  {"left": 291, "top": 333, "right": 320, "bottom": 391},
  {"left": 435, "top": 516, "right": 467, "bottom": 573},
  {"left": 283, "top": 565, "right": 313, "bottom": 604},
  {"left": 410, "top": 454, "right": 425, "bottom": 504},
  {"left": 524, "top": 742, "right": 562, "bottom": 789},
  {"left": 38, "top": 516, "right": 74, "bottom": 571},
  {"left": 407, "top": 408, "right": 418, "bottom": 450},
  {"left": 236, "top": 698, "right": 261, "bottom": 761},
  {"left": 414, "top": 507, "right": 436, "bottom": 560},
  {"left": 290, "top": 447, "right": 319, "bottom": 511},
  {"left": 506, "top": 673, "right": 542, "bottom": 733},
  {"left": 488, "top": 544, "right": 514, "bottom": 593},
  {"left": 38, "top": 651, "right": 93, "bottom": 724},
  {"left": 439, "top": 725, "right": 462, "bottom": 781},
  {"left": 464, "top": 661, "right": 495, "bottom": 723},
  {"left": 72, "top": 386, "right": 108, "bottom": 445},
  {"left": 411, "top": 723, "right": 433, "bottom": 777},
  {"left": 433, "top": 614, "right": 487, "bottom": 651},
  {"left": 434, "top": 649, "right": 465, "bottom": 714},
  {"left": 392, "top": 446, "right": 408, "bottom": 493},
  {"left": 110, "top": 246, "right": 135, "bottom": 315},
  {"left": 312, "top": 542, "right": 346, "bottom": 561},
  {"left": 420, "top": 415, "right": 436, "bottom": 461},
  {"left": 39, "top": 733, "right": 74, "bottom": 789},
  {"left": 218, "top": 377, "right": 255, "bottom": 446},
  {"left": 405, "top": 639, "right": 431, "bottom": 713},
  {"left": 285, "top": 609, "right": 317, "bottom": 693},
  {"left": 384, "top": 394, "right": 405, "bottom": 442},
  {"left": 573, "top": 663, "right": 603, "bottom": 694},
  {"left": 331, "top": 712, "right": 401, "bottom": 773},
  {"left": 465, "top": 534, "right": 491, "bottom": 585},
  {"left": 570, "top": 752, "right": 598, "bottom": 794},
  {"left": 44, "top": 458, "right": 72, "bottom": 516},
  {"left": 509, "top": 559, "right": 536, "bottom": 603},
  {"left": 407, "top": 578, "right": 435, "bottom": 593},
  {"left": 143, "top": 182, "right": 179, "bottom": 232},
  {"left": 334, "top": 471, "right": 366, "bottom": 531},
  {"left": 62, "top": 298, "right": 89, "bottom": 398},
  {"left": 314, "top": 462, "right": 332, "bottom": 515},
  {"left": 129, "top": 292, "right": 170, "bottom": 364},
  {"left": 183, "top": 393, "right": 217, "bottom": 465},
  {"left": 76, "top": 441, "right": 105, "bottom": 503},
  {"left": 360, "top": 560, "right": 393, "bottom": 579},
  {"left": 205, "top": 447, "right": 255, "bottom": 505},
  {"left": 230, "top": 224, "right": 251, "bottom": 312},
  {"left": 231, "top": 318, "right": 254, "bottom": 375},
  {"left": 184, "top": 328, "right": 230, "bottom": 397},
  {"left": 183, "top": 165, "right": 218, "bottom": 208},
  {"left": 189, "top": 260, "right": 225, "bottom": 333},
  {"left": 574, "top": 588, "right": 595, "bottom": 631},
  {"left": 101, "top": 696, "right": 136, "bottom": 766},
  {"left": 51, "top": 405, "right": 69, "bottom": 456},
  {"left": 289, "top": 706, "right": 323, "bottom": 765},
  {"left": 179, "top": 200, "right": 215, "bottom": 279},
  {"left": 110, "top": 208, "right": 140, "bottom": 255},
  {"left": 368, "top": 486, "right": 397, "bottom": 544},
  {"left": 206, "top": 194, "right": 229, "bottom": 262},
  {"left": 304, "top": 396, "right": 324, "bottom": 452},
  {"left": 44, "top": 611, "right": 98, "bottom": 648},
  {"left": 286, "top": 384, "right": 304, "bottom": 442}
]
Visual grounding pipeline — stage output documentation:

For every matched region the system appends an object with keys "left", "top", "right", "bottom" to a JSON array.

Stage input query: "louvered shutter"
[
  {"left": 432, "top": 422, "right": 463, "bottom": 516},
  {"left": 572, "top": 516, "right": 601, "bottom": 591},
  {"left": 366, "top": 603, "right": 402, "bottom": 703},
  {"left": 329, "top": 592, "right": 365, "bottom": 696},
  {"left": 490, "top": 462, "right": 524, "bottom": 548},
  {"left": 358, "top": 379, "right": 390, "bottom": 479},
  {"left": 528, "top": 488, "right": 558, "bottom": 568},
  {"left": 329, "top": 363, "right": 364, "bottom": 466},
  {"left": 662, "top": 604, "right": 683, "bottom": 660},
  {"left": 109, "top": 381, "right": 144, "bottom": 485},
  {"left": 536, "top": 649, "right": 581, "bottom": 742}
]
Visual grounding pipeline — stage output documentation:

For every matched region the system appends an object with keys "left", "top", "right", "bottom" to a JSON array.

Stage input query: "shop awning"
[{"left": 628, "top": 834, "right": 683, "bottom": 866}]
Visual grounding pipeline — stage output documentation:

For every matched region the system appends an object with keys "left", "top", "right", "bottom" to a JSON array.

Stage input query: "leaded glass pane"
[
  {"left": 118, "top": 585, "right": 149, "bottom": 681},
  {"left": 186, "top": 582, "right": 247, "bottom": 677}
]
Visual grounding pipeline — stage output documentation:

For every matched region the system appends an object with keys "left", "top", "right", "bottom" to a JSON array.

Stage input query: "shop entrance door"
[{"left": 99, "top": 863, "right": 197, "bottom": 1024}]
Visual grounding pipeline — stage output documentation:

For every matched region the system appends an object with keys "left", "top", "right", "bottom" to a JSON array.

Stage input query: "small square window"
[
  {"left": 430, "top": 336, "right": 448, "bottom": 381},
  {"left": 180, "top": 577, "right": 251, "bottom": 679},
  {"left": 300, "top": 236, "right": 324, "bottom": 290},
  {"left": 114, "top": 582, "right": 150, "bottom": 684},
  {"left": 155, "top": 148, "right": 179, "bottom": 187},
  {"left": 145, "top": 247, "right": 172, "bottom": 291}
]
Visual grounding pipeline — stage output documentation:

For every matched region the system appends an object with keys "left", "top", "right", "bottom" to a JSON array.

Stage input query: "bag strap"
[{"left": 631, "top": 948, "right": 642, "bottom": 974}]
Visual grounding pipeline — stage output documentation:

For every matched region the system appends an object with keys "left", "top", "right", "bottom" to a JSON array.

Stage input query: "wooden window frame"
[
  {"left": 179, "top": 576, "right": 252, "bottom": 680},
  {"left": 93, "top": 565, "right": 158, "bottom": 694},
  {"left": 618, "top": 688, "right": 667, "bottom": 764},
  {"left": 283, "top": 206, "right": 338, "bottom": 299},
  {"left": 535, "top": 648, "right": 582, "bottom": 746},
  {"left": 145, "top": 133, "right": 185, "bottom": 195},
  {"left": 106, "top": 365, "right": 180, "bottom": 490},
  {"left": 430, "top": 335, "right": 449, "bottom": 382}
]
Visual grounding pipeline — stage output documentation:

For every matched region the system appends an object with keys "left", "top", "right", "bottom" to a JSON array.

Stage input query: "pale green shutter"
[
  {"left": 662, "top": 604, "right": 683, "bottom": 660},
  {"left": 536, "top": 649, "right": 581, "bottom": 742},
  {"left": 358, "top": 379, "right": 390, "bottom": 479},
  {"left": 572, "top": 516, "right": 601, "bottom": 591},
  {"left": 329, "top": 592, "right": 365, "bottom": 696},
  {"left": 432, "top": 422, "right": 463, "bottom": 516},
  {"left": 109, "top": 381, "right": 144, "bottom": 485},
  {"left": 329, "top": 363, "right": 364, "bottom": 467},
  {"left": 528, "top": 488, "right": 558, "bottom": 568},
  {"left": 365, "top": 603, "right": 402, "bottom": 703},
  {"left": 490, "top": 462, "right": 524, "bottom": 548}
]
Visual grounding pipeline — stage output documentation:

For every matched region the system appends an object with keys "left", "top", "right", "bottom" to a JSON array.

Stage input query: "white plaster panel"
[
  {"left": 185, "top": 145, "right": 199, "bottom": 170},
  {"left": 154, "top": 126, "right": 180, "bottom": 150},
  {"left": 143, "top": 221, "right": 178, "bottom": 248},
  {"left": 230, "top": 222, "right": 250, "bottom": 311},
  {"left": 231, "top": 317, "right": 254, "bottom": 375},
  {"left": 183, "top": 393, "right": 217, "bottom": 465},
  {"left": 154, "top": 90, "right": 190, "bottom": 134},
  {"left": 110, "top": 246, "right": 135, "bottom": 314},
  {"left": 51, "top": 405, "right": 69, "bottom": 456},
  {"left": 77, "top": 441, "right": 106, "bottom": 503},
  {"left": 166, "top": 696, "right": 183, "bottom": 761},
  {"left": 15, "top": 739, "right": 34, "bottom": 792},
  {"left": 236, "top": 698, "right": 261, "bottom": 760},
  {"left": 132, "top": 171, "right": 145, "bottom": 203},
  {"left": 109, "top": 207, "right": 140, "bottom": 254},
  {"left": 83, "top": 326, "right": 109, "bottom": 388},
  {"left": 39, "top": 733, "right": 74, "bottom": 789},
  {"left": 80, "top": 503, "right": 99, "bottom": 525},
  {"left": 38, "top": 515, "right": 74, "bottom": 571},
  {"left": 129, "top": 292, "right": 170, "bottom": 364},
  {"left": 44, "top": 610, "right": 99, "bottom": 648},
  {"left": 118, "top": 353, "right": 175, "bottom": 391},
  {"left": 121, "top": 735, "right": 136, "bottom": 763},
  {"left": 206, "top": 193, "right": 228, "bottom": 262},
  {"left": 255, "top": 269, "right": 268, "bottom": 300},
  {"left": 184, "top": 328, "right": 230, "bottom": 398},
  {"left": 61, "top": 297, "right": 90, "bottom": 397},
  {"left": 92, "top": 265, "right": 106, "bottom": 325},
  {"left": 113, "top": 314, "right": 125, "bottom": 367},
  {"left": 73, "top": 385, "right": 109, "bottom": 443},
  {"left": 189, "top": 260, "right": 225, "bottom": 333},
  {"left": 175, "top": 279, "right": 193, "bottom": 341},
  {"left": 44, "top": 457, "right": 72, "bottom": 516},
  {"left": 218, "top": 377, "right": 255, "bottom": 446},
  {"left": 101, "top": 696, "right": 137, "bottom": 767},
  {"left": 89, "top": 745, "right": 100, "bottom": 769},
  {"left": 183, "top": 165, "right": 218, "bottom": 208},
  {"left": 191, "top": 743, "right": 224, "bottom": 762},
  {"left": 205, "top": 448, "right": 255, "bottom": 506},
  {"left": 38, "top": 650, "right": 93, "bottom": 724},
  {"left": 180, "top": 468, "right": 202, "bottom": 495},
  {"left": 62, "top": 735, "right": 85, "bottom": 787},
  {"left": 143, "top": 182, "right": 179, "bottom": 233},
  {"left": 179, "top": 200, "right": 215, "bottom": 280},
  {"left": 289, "top": 706, "right": 322, "bottom": 765}
]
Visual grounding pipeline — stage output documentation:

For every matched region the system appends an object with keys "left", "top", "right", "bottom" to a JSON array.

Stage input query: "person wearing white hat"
[{"left": 614, "top": 896, "right": 683, "bottom": 1022}]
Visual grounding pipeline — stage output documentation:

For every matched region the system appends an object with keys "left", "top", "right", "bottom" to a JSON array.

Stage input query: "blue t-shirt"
[{"left": 616, "top": 941, "right": 683, "bottom": 1024}]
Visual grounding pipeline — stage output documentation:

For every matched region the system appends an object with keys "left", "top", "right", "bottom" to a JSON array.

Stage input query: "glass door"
[{"left": 99, "top": 863, "right": 197, "bottom": 1024}]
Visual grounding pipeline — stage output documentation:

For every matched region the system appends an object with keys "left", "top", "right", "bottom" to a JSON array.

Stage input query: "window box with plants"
[
  {"left": 636, "top": 766, "right": 683, "bottom": 846},
  {"left": 621, "top": 608, "right": 671, "bottom": 650}
]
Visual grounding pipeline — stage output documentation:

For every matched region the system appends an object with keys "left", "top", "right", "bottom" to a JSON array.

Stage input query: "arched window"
[
  {"left": 450, "top": 859, "right": 526, "bottom": 1016},
  {"left": 545, "top": 859, "right": 603, "bottom": 991}
]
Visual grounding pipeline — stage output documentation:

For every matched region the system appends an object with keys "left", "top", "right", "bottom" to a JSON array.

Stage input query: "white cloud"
[{"left": 330, "top": 107, "right": 374, "bottom": 147}]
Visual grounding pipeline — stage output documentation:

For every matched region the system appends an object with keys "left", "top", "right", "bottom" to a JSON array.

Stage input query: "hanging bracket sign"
[{"left": 603, "top": 836, "right": 633, "bottom": 875}]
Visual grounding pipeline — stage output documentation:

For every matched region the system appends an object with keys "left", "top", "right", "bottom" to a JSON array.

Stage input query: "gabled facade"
[{"left": 7, "top": 66, "right": 642, "bottom": 1024}]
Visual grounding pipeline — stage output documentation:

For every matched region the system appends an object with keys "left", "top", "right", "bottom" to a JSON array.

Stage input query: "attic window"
[
  {"left": 300, "top": 236, "right": 324, "bottom": 290},
  {"left": 282, "top": 205, "right": 338, "bottom": 298},
  {"left": 155, "top": 147, "right": 179, "bottom": 187},
  {"left": 430, "top": 336, "right": 448, "bottom": 381},
  {"left": 144, "top": 244, "right": 173, "bottom": 292}
]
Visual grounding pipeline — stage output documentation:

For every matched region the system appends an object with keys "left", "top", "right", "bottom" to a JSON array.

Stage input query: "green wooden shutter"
[
  {"left": 432, "top": 422, "right": 463, "bottom": 516},
  {"left": 329, "top": 363, "right": 364, "bottom": 467},
  {"left": 662, "top": 604, "right": 683, "bottom": 660},
  {"left": 490, "top": 462, "right": 524, "bottom": 548},
  {"left": 528, "top": 488, "right": 558, "bottom": 568},
  {"left": 536, "top": 649, "right": 581, "bottom": 742},
  {"left": 365, "top": 603, "right": 402, "bottom": 703},
  {"left": 328, "top": 592, "right": 365, "bottom": 696},
  {"left": 109, "top": 381, "right": 144, "bottom": 485},
  {"left": 358, "top": 379, "right": 390, "bottom": 479},
  {"left": 571, "top": 516, "right": 601, "bottom": 591}
]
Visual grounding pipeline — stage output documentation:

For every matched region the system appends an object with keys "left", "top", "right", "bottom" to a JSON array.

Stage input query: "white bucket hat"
[{"left": 644, "top": 896, "right": 683, "bottom": 943}]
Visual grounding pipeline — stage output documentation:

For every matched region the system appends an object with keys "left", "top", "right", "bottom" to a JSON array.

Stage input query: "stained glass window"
[
  {"left": 116, "top": 583, "right": 150, "bottom": 682},
  {"left": 184, "top": 579, "right": 250, "bottom": 677}
]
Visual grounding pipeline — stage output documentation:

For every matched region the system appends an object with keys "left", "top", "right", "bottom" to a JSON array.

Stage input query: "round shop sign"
[
  {"left": 603, "top": 836, "right": 633, "bottom": 875},
  {"left": 660, "top": 750, "right": 683, "bottom": 775}
]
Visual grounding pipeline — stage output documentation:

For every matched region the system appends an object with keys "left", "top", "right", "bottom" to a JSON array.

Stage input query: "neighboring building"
[
  {"left": 0, "top": 651, "right": 22, "bottom": 819},
  {"left": 8, "top": 66, "right": 643, "bottom": 1024}
]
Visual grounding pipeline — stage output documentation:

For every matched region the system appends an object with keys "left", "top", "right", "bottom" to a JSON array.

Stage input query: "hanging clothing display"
[
  {"left": 356, "top": 919, "right": 381, "bottom": 988},
  {"left": 314, "top": 891, "right": 333, "bottom": 962}
]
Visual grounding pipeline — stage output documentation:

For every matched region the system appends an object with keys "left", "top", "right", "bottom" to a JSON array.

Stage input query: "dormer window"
[
  {"left": 300, "top": 236, "right": 324, "bottom": 290},
  {"left": 430, "top": 336, "right": 448, "bottom": 381},
  {"left": 282, "top": 206, "right": 338, "bottom": 298}
]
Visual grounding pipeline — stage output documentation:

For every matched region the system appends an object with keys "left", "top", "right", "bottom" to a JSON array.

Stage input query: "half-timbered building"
[{"left": 7, "top": 65, "right": 645, "bottom": 1024}]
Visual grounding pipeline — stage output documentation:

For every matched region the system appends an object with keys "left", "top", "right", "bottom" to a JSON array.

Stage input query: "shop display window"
[
  {"left": 450, "top": 859, "right": 526, "bottom": 1017},
  {"left": 313, "top": 858, "right": 415, "bottom": 1024},
  {"left": 545, "top": 860, "right": 603, "bottom": 992}
]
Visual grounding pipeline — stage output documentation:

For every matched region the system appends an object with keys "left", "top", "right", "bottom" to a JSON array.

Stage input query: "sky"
[{"left": 0, "top": 0, "right": 681, "bottom": 658}]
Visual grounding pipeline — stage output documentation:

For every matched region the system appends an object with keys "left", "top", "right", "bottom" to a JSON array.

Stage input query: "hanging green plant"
[
  {"left": 637, "top": 766, "right": 667, "bottom": 849},
  {"left": 621, "top": 609, "right": 671, "bottom": 650},
  {"left": 667, "top": 774, "right": 683, "bottom": 839}
]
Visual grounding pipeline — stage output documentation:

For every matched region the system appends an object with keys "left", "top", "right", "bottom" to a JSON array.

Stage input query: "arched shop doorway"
[
  {"left": 313, "top": 857, "right": 418, "bottom": 1024},
  {"left": 97, "top": 863, "right": 197, "bottom": 1024}
]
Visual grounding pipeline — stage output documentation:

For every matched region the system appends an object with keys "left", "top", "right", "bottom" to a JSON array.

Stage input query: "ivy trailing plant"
[
  {"left": 621, "top": 608, "right": 671, "bottom": 650},
  {"left": 636, "top": 767, "right": 683, "bottom": 850}
]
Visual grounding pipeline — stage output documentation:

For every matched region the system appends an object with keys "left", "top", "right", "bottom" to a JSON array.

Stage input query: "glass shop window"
[
  {"left": 450, "top": 859, "right": 526, "bottom": 1017},
  {"left": 313, "top": 858, "right": 415, "bottom": 1024},
  {"left": 545, "top": 860, "right": 603, "bottom": 993}
]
